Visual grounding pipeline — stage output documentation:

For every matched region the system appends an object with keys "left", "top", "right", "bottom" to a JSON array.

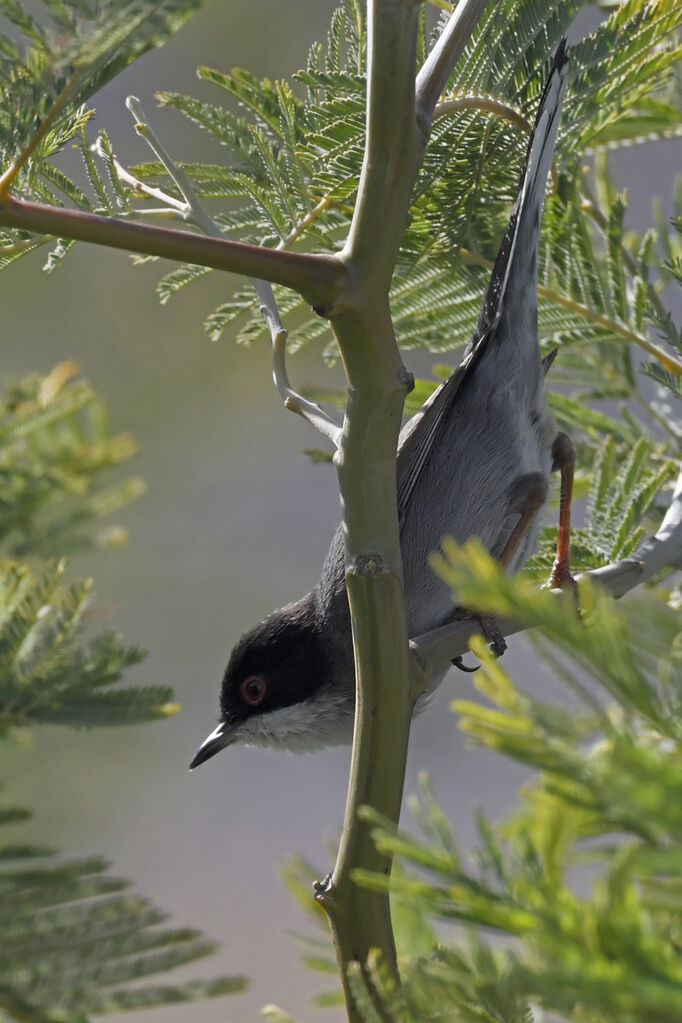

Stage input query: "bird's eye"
[{"left": 241, "top": 675, "right": 267, "bottom": 706}]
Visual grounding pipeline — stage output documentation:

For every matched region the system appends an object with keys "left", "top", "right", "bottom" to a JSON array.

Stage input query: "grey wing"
[
  {"left": 396, "top": 43, "right": 570, "bottom": 633},
  {"left": 396, "top": 39, "right": 570, "bottom": 522},
  {"left": 318, "top": 43, "right": 570, "bottom": 636},
  {"left": 396, "top": 341, "right": 486, "bottom": 522}
]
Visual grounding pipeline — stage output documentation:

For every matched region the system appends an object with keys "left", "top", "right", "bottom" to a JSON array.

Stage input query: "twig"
[
  {"left": 93, "top": 137, "right": 188, "bottom": 214},
  {"left": 0, "top": 196, "right": 343, "bottom": 308},
  {"left": 278, "top": 196, "right": 334, "bottom": 250},
  {"left": 433, "top": 94, "right": 560, "bottom": 191},
  {"left": 415, "top": 0, "right": 491, "bottom": 133},
  {"left": 272, "top": 325, "right": 342, "bottom": 445},
  {"left": 410, "top": 462, "right": 682, "bottom": 689},
  {"left": 126, "top": 97, "right": 215, "bottom": 233},
  {"left": 434, "top": 94, "right": 531, "bottom": 134},
  {"left": 0, "top": 235, "right": 54, "bottom": 261},
  {"left": 125, "top": 98, "right": 342, "bottom": 445}
]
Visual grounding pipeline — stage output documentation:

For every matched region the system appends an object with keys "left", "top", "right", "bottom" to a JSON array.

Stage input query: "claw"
[{"left": 452, "top": 655, "right": 479, "bottom": 673}]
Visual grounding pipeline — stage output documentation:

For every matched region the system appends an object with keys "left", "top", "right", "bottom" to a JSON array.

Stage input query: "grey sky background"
[{"left": 0, "top": 4, "right": 680, "bottom": 1021}]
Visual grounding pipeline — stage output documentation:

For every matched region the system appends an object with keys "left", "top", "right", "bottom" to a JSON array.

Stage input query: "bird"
[{"left": 190, "top": 41, "right": 573, "bottom": 766}]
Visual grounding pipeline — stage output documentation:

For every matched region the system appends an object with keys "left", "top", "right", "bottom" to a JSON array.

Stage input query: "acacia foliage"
[{"left": 0, "top": 364, "right": 245, "bottom": 1022}]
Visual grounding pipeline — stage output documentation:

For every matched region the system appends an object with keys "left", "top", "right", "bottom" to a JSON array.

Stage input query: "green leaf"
[{"left": 0, "top": 799, "right": 246, "bottom": 1018}]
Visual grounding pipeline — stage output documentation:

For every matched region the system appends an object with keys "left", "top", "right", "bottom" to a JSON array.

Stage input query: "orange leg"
[{"left": 547, "top": 432, "right": 576, "bottom": 589}]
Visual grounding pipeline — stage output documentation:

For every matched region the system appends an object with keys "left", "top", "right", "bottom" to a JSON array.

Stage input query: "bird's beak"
[{"left": 189, "top": 722, "right": 234, "bottom": 770}]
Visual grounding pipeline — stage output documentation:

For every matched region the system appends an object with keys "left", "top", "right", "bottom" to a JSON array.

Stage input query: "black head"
[{"left": 190, "top": 591, "right": 351, "bottom": 766}]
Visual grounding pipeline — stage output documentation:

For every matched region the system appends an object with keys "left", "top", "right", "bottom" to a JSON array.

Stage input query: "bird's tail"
[{"left": 476, "top": 39, "right": 570, "bottom": 340}]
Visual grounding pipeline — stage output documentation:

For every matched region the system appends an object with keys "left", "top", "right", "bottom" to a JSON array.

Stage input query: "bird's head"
[{"left": 190, "top": 592, "right": 353, "bottom": 766}]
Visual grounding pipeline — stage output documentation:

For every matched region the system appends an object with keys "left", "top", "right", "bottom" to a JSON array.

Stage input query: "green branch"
[
  {"left": 0, "top": 196, "right": 345, "bottom": 309},
  {"left": 316, "top": 2, "right": 489, "bottom": 1019},
  {"left": 318, "top": 0, "right": 420, "bottom": 1008},
  {"left": 415, "top": 0, "right": 491, "bottom": 131}
]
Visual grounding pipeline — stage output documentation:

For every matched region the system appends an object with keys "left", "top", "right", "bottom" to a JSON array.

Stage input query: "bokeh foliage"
[{"left": 0, "top": 362, "right": 246, "bottom": 1023}]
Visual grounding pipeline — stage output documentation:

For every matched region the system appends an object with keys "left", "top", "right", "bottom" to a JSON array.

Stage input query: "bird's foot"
[
  {"left": 451, "top": 614, "right": 507, "bottom": 673},
  {"left": 545, "top": 557, "right": 577, "bottom": 592},
  {"left": 481, "top": 615, "right": 508, "bottom": 658},
  {"left": 545, "top": 557, "right": 580, "bottom": 618}
]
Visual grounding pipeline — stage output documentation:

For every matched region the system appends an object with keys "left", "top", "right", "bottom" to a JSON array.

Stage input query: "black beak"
[{"left": 189, "top": 722, "right": 233, "bottom": 770}]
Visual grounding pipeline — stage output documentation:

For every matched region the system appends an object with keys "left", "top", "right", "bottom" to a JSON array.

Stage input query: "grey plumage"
[
  {"left": 319, "top": 40, "right": 569, "bottom": 648},
  {"left": 190, "top": 42, "right": 570, "bottom": 764}
]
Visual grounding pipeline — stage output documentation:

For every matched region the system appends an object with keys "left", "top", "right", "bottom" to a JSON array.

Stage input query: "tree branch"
[
  {"left": 313, "top": 5, "right": 492, "bottom": 1017},
  {"left": 316, "top": 3, "right": 422, "bottom": 1017},
  {"left": 415, "top": 0, "right": 491, "bottom": 134},
  {"left": 410, "top": 463, "right": 682, "bottom": 689},
  {"left": 0, "top": 195, "right": 344, "bottom": 309},
  {"left": 341, "top": 2, "right": 421, "bottom": 292},
  {"left": 271, "top": 324, "right": 342, "bottom": 444}
]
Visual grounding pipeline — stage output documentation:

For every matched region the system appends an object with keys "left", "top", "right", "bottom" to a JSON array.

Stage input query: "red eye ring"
[{"left": 241, "top": 675, "right": 267, "bottom": 707}]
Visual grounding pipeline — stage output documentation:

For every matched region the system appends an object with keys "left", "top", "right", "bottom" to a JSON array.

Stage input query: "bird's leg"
[
  {"left": 497, "top": 472, "right": 549, "bottom": 569},
  {"left": 547, "top": 432, "right": 576, "bottom": 590},
  {"left": 452, "top": 472, "right": 548, "bottom": 672}
]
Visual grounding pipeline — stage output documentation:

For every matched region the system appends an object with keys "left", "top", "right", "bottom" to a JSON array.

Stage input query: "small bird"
[{"left": 191, "top": 41, "right": 573, "bottom": 766}]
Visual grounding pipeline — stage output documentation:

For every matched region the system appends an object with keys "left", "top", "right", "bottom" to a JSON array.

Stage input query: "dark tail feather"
[
  {"left": 476, "top": 40, "right": 570, "bottom": 340},
  {"left": 542, "top": 347, "right": 559, "bottom": 375}
]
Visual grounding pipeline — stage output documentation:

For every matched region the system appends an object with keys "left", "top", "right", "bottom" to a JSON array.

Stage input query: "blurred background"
[{"left": 0, "top": 3, "right": 680, "bottom": 1020}]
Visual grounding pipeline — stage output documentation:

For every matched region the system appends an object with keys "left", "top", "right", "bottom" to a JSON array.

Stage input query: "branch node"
[
  {"left": 414, "top": 102, "right": 432, "bottom": 143},
  {"left": 313, "top": 872, "right": 330, "bottom": 892},
  {"left": 313, "top": 872, "right": 336, "bottom": 908},
  {"left": 349, "top": 554, "right": 389, "bottom": 578},
  {"left": 400, "top": 367, "right": 415, "bottom": 393}
]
